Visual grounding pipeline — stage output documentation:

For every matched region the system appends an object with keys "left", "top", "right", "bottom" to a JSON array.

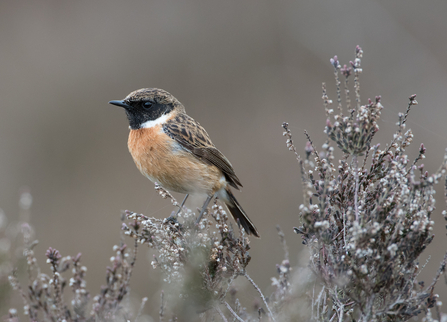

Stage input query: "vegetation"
[{"left": 2, "top": 47, "right": 446, "bottom": 321}]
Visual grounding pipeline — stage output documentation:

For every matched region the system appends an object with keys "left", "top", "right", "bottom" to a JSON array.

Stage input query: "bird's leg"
[
  {"left": 173, "top": 194, "right": 189, "bottom": 218},
  {"left": 196, "top": 195, "right": 213, "bottom": 225},
  {"left": 165, "top": 194, "right": 189, "bottom": 227}
]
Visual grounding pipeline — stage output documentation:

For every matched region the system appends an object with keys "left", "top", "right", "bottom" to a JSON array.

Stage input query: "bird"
[{"left": 109, "top": 88, "right": 260, "bottom": 237}]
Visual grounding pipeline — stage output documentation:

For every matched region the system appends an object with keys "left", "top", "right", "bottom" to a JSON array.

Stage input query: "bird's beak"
[{"left": 109, "top": 100, "right": 130, "bottom": 109}]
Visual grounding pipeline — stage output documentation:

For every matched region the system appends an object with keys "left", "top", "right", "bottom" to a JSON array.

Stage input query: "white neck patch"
[{"left": 140, "top": 113, "right": 171, "bottom": 129}]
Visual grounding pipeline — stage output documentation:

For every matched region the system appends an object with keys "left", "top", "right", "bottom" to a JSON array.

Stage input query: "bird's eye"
[{"left": 143, "top": 101, "right": 153, "bottom": 109}]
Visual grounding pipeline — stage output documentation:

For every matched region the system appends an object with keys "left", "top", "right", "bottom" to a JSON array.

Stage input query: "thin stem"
[
  {"left": 338, "top": 304, "right": 344, "bottom": 322},
  {"left": 159, "top": 291, "right": 165, "bottom": 322},
  {"left": 354, "top": 70, "right": 361, "bottom": 110},
  {"left": 343, "top": 211, "right": 347, "bottom": 252},
  {"left": 276, "top": 226, "right": 289, "bottom": 261},
  {"left": 311, "top": 283, "right": 315, "bottom": 320},
  {"left": 401, "top": 94, "right": 416, "bottom": 126},
  {"left": 305, "top": 130, "right": 324, "bottom": 179},
  {"left": 135, "top": 297, "right": 147, "bottom": 322},
  {"left": 282, "top": 123, "right": 310, "bottom": 208},
  {"left": 316, "top": 286, "right": 325, "bottom": 319},
  {"left": 222, "top": 274, "right": 237, "bottom": 299},
  {"left": 361, "top": 147, "right": 370, "bottom": 172},
  {"left": 244, "top": 273, "right": 276, "bottom": 322},
  {"left": 224, "top": 302, "right": 244, "bottom": 322},
  {"left": 445, "top": 168, "right": 447, "bottom": 214},
  {"left": 353, "top": 155, "right": 359, "bottom": 222},
  {"left": 215, "top": 305, "right": 228, "bottom": 322},
  {"left": 334, "top": 69, "right": 342, "bottom": 115},
  {"left": 51, "top": 263, "right": 63, "bottom": 321},
  {"left": 344, "top": 78, "right": 351, "bottom": 111},
  {"left": 424, "top": 251, "right": 447, "bottom": 293},
  {"left": 330, "top": 313, "right": 337, "bottom": 322}
]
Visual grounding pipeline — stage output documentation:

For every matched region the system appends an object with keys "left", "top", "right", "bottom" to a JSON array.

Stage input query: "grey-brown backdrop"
[{"left": 1, "top": 0, "right": 447, "bottom": 318}]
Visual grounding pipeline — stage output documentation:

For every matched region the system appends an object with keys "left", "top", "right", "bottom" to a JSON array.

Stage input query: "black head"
[{"left": 109, "top": 88, "right": 185, "bottom": 130}]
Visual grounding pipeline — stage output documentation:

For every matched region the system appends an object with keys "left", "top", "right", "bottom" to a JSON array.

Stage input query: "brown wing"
[{"left": 163, "top": 113, "right": 242, "bottom": 189}]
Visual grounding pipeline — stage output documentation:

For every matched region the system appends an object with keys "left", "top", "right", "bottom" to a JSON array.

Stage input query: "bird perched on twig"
[{"left": 109, "top": 88, "right": 259, "bottom": 237}]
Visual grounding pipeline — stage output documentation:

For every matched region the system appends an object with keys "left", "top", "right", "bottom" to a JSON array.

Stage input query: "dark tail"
[{"left": 225, "top": 188, "right": 260, "bottom": 238}]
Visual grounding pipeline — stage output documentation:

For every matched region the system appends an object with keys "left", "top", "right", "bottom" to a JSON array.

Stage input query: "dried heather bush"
[
  {"left": 122, "top": 186, "right": 262, "bottom": 320},
  {"left": 7, "top": 186, "right": 268, "bottom": 321},
  {"left": 0, "top": 190, "right": 35, "bottom": 316},
  {"left": 282, "top": 46, "right": 447, "bottom": 321},
  {"left": 8, "top": 212, "right": 142, "bottom": 322}
]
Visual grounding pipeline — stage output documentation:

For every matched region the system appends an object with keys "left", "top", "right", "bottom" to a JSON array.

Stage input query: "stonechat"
[{"left": 109, "top": 88, "right": 259, "bottom": 237}]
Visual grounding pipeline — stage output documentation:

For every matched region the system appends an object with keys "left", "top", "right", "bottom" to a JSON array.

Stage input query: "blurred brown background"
[{"left": 1, "top": 0, "right": 447, "bottom": 318}]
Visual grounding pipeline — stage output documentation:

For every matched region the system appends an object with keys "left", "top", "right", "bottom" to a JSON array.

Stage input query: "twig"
[
  {"left": 424, "top": 251, "right": 447, "bottom": 293},
  {"left": 244, "top": 273, "right": 276, "bottom": 322},
  {"left": 401, "top": 94, "right": 417, "bottom": 126},
  {"left": 305, "top": 130, "right": 324, "bottom": 179},
  {"left": 353, "top": 155, "right": 359, "bottom": 222},
  {"left": 338, "top": 304, "right": 344, "bottom": 322},
  {"left": 224, "top": 302, "right": 245, "bottom": 322},
  {"left": 333, "top": 58, "right": 343, "bottom": 115},
  {"left": 276, "top": 226, "right": 289, "bottom": 261},
  {"left": 282, "top": 122, "right": 310, "bottom": 207},
  {"left": 215, "top": 305, "right": 228, "bottom": 322},
  {"left": 343, "top": 211, "right": 347, "bottom": 252},
  {"left": 311, "top": 283, "right": 315, "bottom": 320},
  {"left": 159, "top": 291, "right": 165, "bottom": 322},
  {"left": 135, "top": 297, "right": 148, "bottom": 322},
  {"left": 221, "top": 274, "right": 237, "bottom": 301},
  {"left": 415, "top": 255, "right": 431, "bottom": 279},
  {"left": 315, "top": 285, "right": 325, "bottom": 319}
]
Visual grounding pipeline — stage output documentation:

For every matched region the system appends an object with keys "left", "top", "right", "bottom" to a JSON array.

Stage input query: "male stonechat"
[{"left": 109, "top": 88, "right": 259, "bottom": 237}]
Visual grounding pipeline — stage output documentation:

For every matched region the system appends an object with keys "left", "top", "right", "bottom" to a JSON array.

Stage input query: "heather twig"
[
  {"left": 214, "top": 305, "right": 228, "bottom": 322},
  {"left": 159, "top": 291, "right": 165, "bottom": 322},
  {"left": 135, "top": 297, "right": 148, "bottom": 322},
  {"left": 244, "top": 273, "right": 276, "bottom": 322},
  {"left": 224, "top": 301, "right": 244, "bottom": 322},
  {"left": 276, "top": 225, "right": 289, "bottom": 262}
]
